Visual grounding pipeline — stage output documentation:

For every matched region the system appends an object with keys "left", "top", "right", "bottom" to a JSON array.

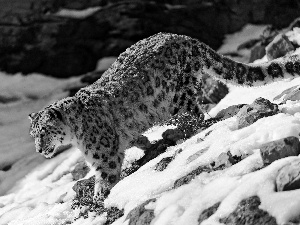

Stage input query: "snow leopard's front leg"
[
  {"left": 79, "top": 114, "right": 124, "bottom": 203},
  {"left": 92, "top": 151, "right": 124, "bottom": 202}
]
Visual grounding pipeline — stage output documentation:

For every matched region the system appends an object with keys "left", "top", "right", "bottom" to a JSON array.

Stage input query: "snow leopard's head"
[{"left": 29, "top": 107, "right": 72, "bottom": 158}]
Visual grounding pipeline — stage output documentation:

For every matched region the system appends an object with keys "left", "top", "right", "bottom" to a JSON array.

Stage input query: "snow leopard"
[{"left": 29, "top": 32, "right": 300, "bottom": 202}]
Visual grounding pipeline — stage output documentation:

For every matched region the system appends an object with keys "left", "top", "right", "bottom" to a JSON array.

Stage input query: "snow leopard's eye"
[{"left": 48, "top": 108, "right": 63, "bottom": 121}]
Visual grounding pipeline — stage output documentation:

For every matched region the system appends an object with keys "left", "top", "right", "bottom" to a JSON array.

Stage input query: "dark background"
[{"left": 0, "top": 0, "right": 299, "bottom": 77}]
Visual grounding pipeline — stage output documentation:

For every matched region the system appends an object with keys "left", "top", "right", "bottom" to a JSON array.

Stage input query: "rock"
[
  {"left": 71, "top": 175, "right": 104, "bottom": 218},
  {"left": 197, "top": 118, "right": 223, "bottom": 133},
  {"left": 249, "top": 44, "right": 266, "bottom": 63},
  {"left": 120, "top": 161, "right": 141, "bottom": 179},
  {"left": 247, "top": 26, "right": 279, "bottom": 62},
  {"left": 260, "top": 136, "right": 300, "bottom": 166},
  {"left": 187, "top": 147, "right": 209, "bottom": 163},
  {"left": 176, "top": 151, "right": 244, "bottom": 189},
  {"left": 219, "top": 196, "right": 277, "bottom": 225},
  {"left": 104, "top": 207, "right": 124, "bottom": 225},
  {"left": 236, "top": 97, "right": 279, "bottom": 129},
  {"left": 125, "top": 199, "right": 156, "bottom": 225},
  {"left": 165, "top": 113, "right": 203, "bottom": 138},
  {"left": 162, "top": 128, "right": 185, "bottom": 143},
  {"left": 71, "top": 160, "right": 90, "bottom": 181},
  {"left": 198, "top": 202, "right": 220, "bottom": 224},
  {"left": 265, "top": 33, "right": 295, "bottom": 61},
  {"left": 132, "top": 135, "right": 152, "bottom": 151},
  {"left": 215, "top": 104, "right": 246, "bottom": 120},
  {"left": 273, "top": 85, "right": 300, "bottom": 104},
  {"left": 135, "top": 140, "right": 174, "bottom": 170},
  {"left": 237, "top": 39, "right": 261, "bottom": 51},
  {"left": 72, "top": 175, "right": 124, "bottom": 222},
  {"left": 154, "top": 156, "right": 174, "bottom": 172},
  {"left": 212, "top": 151, "right": 242, "bottom": 169},
  {"left": 200, "top": 73, "right": 229, "bottom": 105},
  {"left": 276, "top": 159, "right": 300, "bottom": 192},
  {"left": 124, "top": 131, "right": 184, "bottom": 177},
  {"left": 72, "top": 175, "right": 95, "bottom": 202},
  {"left": 173, "top": 165, "right": 212, "bottom": 189}
]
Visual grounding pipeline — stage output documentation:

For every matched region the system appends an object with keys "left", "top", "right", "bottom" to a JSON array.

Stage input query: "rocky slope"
[{"left": 3, "top": 10, "right": 300, "bottom": 225}]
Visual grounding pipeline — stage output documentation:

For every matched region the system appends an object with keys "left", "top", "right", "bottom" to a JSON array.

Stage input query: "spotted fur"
[{"left": 29, "top": 32, "right": 300, "bottom": 202}]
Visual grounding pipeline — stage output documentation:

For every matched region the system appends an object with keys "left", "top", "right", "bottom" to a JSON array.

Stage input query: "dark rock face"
[
  {"left": 1, "top": 0, "right": 300, "bottom": 77},
  {"left": 219, "top": 196, "right": 277, "bottom": 225},
  {"left": 236, "top": 97, "right": 279, "bottom": 129},
  {"left": 260, "top": 136, "right": 300, "bottom": 166},
  {"left": 276, "top": 159, "right": 300, "bottom": 192}
]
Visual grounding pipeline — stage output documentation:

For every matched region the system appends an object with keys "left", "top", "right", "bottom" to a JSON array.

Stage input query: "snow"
[
  {"left": 54, "top": 7, "right": 101, "bottom": 19},
  {"left": 96, "top": 57, "right": 117, "bottom": 71},
  {"left": 286, "top": 27, "right": 300, "bottom": 46},
  {"left": 209, "top": 77, "right": 300, "bottom": 117},
  {"left": 2, "top": 26, "right": 300, "bottom": 225},
  {"left": 218, "top": 24, "right": 268, "bottom": 63},
  {"left": 0, "top": 72, "right": 81, "bottom": 197}
]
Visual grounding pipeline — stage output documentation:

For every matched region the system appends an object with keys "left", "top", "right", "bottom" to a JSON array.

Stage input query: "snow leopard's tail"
[{"left": 197, "top": 41, "right": 300, "bottom": 87}]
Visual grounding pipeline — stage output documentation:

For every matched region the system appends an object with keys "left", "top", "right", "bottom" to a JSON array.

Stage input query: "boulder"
[
  {"left": 260, "top": 136, "right": 300, "bottom": 166},
  {"left": 265, "top": 34, "right": 295, "bottom": 61},
  {"left": 249, "top": 44, "right": 267, "bottom": 63},
  {"left": 276, "top": 159, "right": 300, "bottom": 192},
  {"left": 132, "top": 135, "right": 152, "bottom": 151},
  {"left": 200, "top": 73, "right": 229, "bottom": 105},
  {"left": 219, "top": 196, "right": 277, "bottom": 225},
  {"left": 162, "top": 128, "right": 185, "bottom": 144},
  {"left": 236, "top": 98, "right": 279, "bottom": 129}
]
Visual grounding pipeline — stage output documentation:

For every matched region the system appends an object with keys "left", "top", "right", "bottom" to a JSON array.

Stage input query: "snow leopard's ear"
[
  {"left": 48, "top": 108, "right": 64, "bottom": 122},
  {"left": 28, "top": 112, "right": 37, "bottom": 122}
]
